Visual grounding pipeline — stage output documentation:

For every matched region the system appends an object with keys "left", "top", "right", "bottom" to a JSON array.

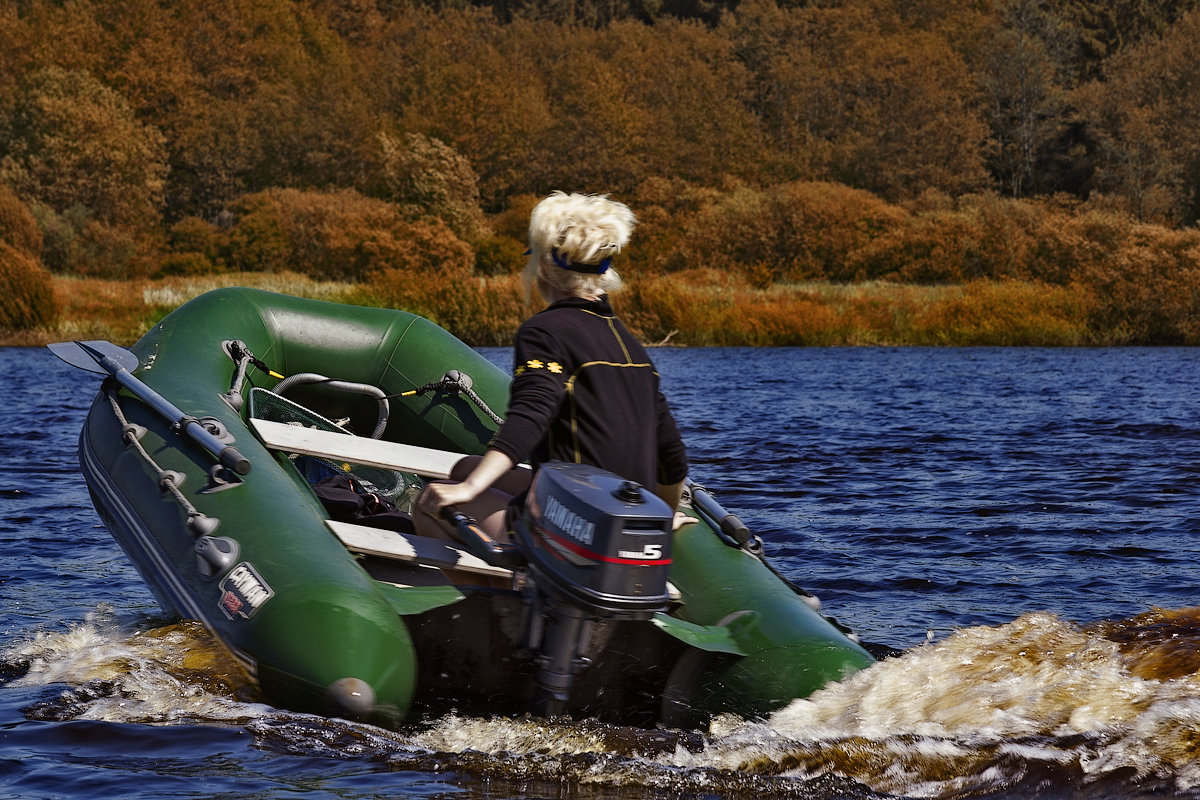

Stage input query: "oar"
[{"left": 49, "top": 340, "right": 251, "bottom": 476}]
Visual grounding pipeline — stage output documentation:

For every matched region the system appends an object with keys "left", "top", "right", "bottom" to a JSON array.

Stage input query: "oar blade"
[{"left": 47, "top": 340, "right": 140, "bottom": 375}]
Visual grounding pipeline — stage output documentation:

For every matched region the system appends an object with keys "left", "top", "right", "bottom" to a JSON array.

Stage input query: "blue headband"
[{"left": 551, "top": 249, "right": 611, "bottom": 275}]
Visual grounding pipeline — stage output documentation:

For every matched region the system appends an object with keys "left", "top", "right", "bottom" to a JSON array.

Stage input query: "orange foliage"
[
  {"left": 5, "top": 0, "right": 1200, "bottom": 229},
  {"left": 31, "top": 207, "right": 159, "bottom": 280},
  {"left": 911, "top": 281, "right": 1096, "bottom": 346},
  {"left": 850, "top": 193, "right": 1079, "bottom": 284},
  {"left": 472, "top": 236, "right": 526, "bottom": 277},
  {"left": 359, "top": 272, "right": 525, "bottom": 347},
  {"left": 362, "top": 132, "right": 489, "bottom": 243},
  {"left": 1074, "top": 224, "right": 1200, "bottom": 344},
  {"left": 1035, "top": 208, "right": 1133, "bottom": 285},
  {"left": 620, "top": 270, "right": 744, "bottom": 346},
  {"left": 668, "top": 181, "right": 907, "bottom": 284},
  {"left": 222, "top": 189, "right": 473, "bottom": 281},
  {"left": 622, "top": 272, "right": 890, "bottom": 346},
  {"left": 6, "top": 0, "right": 1200, "bottom": 345},
  {"left": 1077, "top": 11, "right": 1200, "bottom": 224},
  {"left": 161, "top": 217, "right": 223, "bottom": 275},
  {"left": 618, "top": 271, "right": 1100, "bottom": 347},
  {"left": 384, "top": 10, "right": 556, "bottom": 206},
  {"left": 1, "top": 66, "right": 167, "bottom": 230},
  {"left": 0, "top": 185, "right": 41, "bottom": 256},
  {"left": 850, "top": 211, "right": 977, "bottom": 283},
  {"left": 0, "top": 242, "right": 59, "bottom": 331},
  {"left": 50, "top": 276, "right": 159, "bottom": 343}
]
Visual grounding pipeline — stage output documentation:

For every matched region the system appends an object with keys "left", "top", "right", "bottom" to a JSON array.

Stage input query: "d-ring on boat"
[{"left": 52, "top": 287, "right": 873, "bottom": 729}]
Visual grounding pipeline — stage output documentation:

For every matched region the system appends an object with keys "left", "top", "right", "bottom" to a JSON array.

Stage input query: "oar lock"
[
  {"left": 172, "top": 415, "right": 235, "bottom": 444},
  {"left": 442, "top": 370, "right": 472, "bottom": 391},
  {"left": 403, "top": 370, "right": 503, "bottom": 426},
  {"left": 408, "top": 371, "right": 475, "bottom": 396}
]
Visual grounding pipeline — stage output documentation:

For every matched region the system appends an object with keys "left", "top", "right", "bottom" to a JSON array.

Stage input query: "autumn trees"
[
  {"left": 3, "top": 0, "right": 1200, "bottom": 343},
  {"left": 1076, "top": 9, "right": 1200, "bottom": 225},
  {"left": 4, "top": 0, "right": 1199, "bottom": 236},
  {"left": 0, "top": 67, "right": 168, "bottom": 277}
]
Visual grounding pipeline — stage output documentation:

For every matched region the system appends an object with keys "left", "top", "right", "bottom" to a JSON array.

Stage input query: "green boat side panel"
[
  {"left": 376, "top": 583, "right": 465, "bottom": 617},
  {"left": 652, "top": 612, "right": 751, "bottom": 657},
  {"left": 666, "top": 519, "right": 874, "bottom": 716},
  {"left": 140, "top": 287, "right": 509, "bottom": 454}
]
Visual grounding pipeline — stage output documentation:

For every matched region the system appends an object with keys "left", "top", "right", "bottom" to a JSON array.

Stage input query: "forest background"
[{"left": 3, "top": 0, "right": 1200, "bottom": 347}]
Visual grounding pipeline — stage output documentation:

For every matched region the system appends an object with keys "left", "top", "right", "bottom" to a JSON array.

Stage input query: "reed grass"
[
  {"left": 619, "top": 274, "right": 1098, "bottom": 347},
  {"left": 13, "top": 270, "right": 1127, "bottom": 349},
  {"left": 18, "top": 272, "right": 359, "bottom": 346}
]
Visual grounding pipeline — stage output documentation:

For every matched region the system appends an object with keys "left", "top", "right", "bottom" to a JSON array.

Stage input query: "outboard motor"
[{"left": 511, "top": 463, "right": 675, "bottom": 717}]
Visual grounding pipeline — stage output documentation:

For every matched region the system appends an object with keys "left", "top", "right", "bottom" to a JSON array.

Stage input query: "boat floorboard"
[{"left": 327, "top": 520, "right": 515, "bottom": 579}]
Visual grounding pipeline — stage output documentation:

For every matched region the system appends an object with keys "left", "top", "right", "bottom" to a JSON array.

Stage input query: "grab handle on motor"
[{"left": 441, "top": 506, "right": 523, "bottom": 568}]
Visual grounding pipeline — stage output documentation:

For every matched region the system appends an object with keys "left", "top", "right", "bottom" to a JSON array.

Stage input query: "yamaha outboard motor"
[{"left": 511, "top": 462, "right": 675, "bottom": 716}]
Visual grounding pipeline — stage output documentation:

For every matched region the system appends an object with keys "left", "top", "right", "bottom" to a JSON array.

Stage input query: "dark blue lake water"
[{"left": 4, "top": 345, "right": 1200, "bottom": 799}]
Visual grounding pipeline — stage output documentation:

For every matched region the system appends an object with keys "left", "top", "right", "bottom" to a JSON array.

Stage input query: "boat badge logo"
[{"left": 218, "top": 562, "right": 274, "bottom": 620}]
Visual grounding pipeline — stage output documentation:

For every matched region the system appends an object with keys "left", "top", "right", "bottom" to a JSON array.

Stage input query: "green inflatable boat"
[{"left": 53, "top": 287, "right": 873, "bottom": 729}]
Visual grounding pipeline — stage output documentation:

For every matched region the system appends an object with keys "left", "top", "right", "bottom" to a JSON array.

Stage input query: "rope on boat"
[
  {"left": 395, "top": 371, "right": 504, "bottom": 426},
  {"left": 225, "top": 341, "right": 391, "bottom": 438},
  {"left": 226, "top": 341, "right": 501, "bottom": 428},
  {"left": 460, "top": 382, "right": 504, "bottom": 426},
  {"left": 104, "top": 383, "right": 218, "bottom": 537}
]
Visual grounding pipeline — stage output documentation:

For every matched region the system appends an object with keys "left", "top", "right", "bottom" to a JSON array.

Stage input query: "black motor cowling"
[
  {"left": 511, "top": 462, "right": 675, "bottom": 716},
  {"left": 514, "top": 462, "right": 674, "bottom": 616}
]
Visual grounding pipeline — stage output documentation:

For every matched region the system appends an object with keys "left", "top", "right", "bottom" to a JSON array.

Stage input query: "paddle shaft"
[{"left": 84, "top": 343, "right": 252, "bottom": 475}]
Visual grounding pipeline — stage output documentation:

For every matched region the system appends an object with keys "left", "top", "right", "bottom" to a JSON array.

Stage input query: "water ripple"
[{"left": 5, "top": 346, "right": 1200, "bottom": 799}]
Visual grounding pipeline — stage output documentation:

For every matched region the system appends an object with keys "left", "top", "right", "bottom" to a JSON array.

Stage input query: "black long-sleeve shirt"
[{"left": 489, "top": 297, "right": 688, "bottom": 490}]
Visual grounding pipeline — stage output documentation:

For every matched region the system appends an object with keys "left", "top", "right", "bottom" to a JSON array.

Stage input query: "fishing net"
[{"left": 247, "top": 387, "right": 425, "bottom": 511}]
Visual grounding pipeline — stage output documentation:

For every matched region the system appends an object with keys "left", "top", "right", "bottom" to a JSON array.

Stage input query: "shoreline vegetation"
[
  {"left": 0, "top": 264, "right": 1179, "bottom": 349},
  {"left": 8, "top": 182, "right": 1200, "bottom": 349},
  {"left": 4, "top": 1, "right": 1200, "bottom": 347}
]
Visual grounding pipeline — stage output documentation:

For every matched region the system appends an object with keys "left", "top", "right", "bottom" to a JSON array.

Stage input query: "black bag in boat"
[{"left": 312, "top": 473, "right": 415, "bottom": 533}]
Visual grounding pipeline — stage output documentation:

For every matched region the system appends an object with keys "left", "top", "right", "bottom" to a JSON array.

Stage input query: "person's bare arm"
[
  {"left": 418, "top": 449, "right": 516, "bottom": 512},
  {"left": 656, "top": 480, "right": 684, "bottom": 511}
]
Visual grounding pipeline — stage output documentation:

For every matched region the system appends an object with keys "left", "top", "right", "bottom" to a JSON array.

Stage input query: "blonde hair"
[{"left": 522, "top": 191, "right": 635, "bottom": 302}]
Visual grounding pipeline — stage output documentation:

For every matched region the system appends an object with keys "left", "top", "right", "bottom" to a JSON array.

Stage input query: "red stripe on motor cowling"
[{"left": 537, "top": 525, "right": 672, "bottom": 566}]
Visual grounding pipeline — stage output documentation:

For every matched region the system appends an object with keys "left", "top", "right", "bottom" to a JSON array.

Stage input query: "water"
[{"left": 4, "top": 345, "right": 1200, "bottom": 799}]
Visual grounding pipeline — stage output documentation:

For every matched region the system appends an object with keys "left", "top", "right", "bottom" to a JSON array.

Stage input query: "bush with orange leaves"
[
  {"left": 664, "top": 181, "right": 907, "bottom": 285},
  {"left": 0, "top": 242, "right": 59, "bottom": 333},
  {"left": 0, "top": 188, "right": 59, "bottom": 333},
  {"left": 1073, "top": 223, "right": 1200, "bottom": 344},
  {"left": 221, "top": 188, "right": 474, "bottom": 282},
  {"left": 0, "top": 186, "right": 42, "bottom": 256},
  {"left": 846, "top": 193, "right": 1078, "bottom": 284},
  {"left": 357, "top": 272, "right": 525, "bottom": 347}
]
